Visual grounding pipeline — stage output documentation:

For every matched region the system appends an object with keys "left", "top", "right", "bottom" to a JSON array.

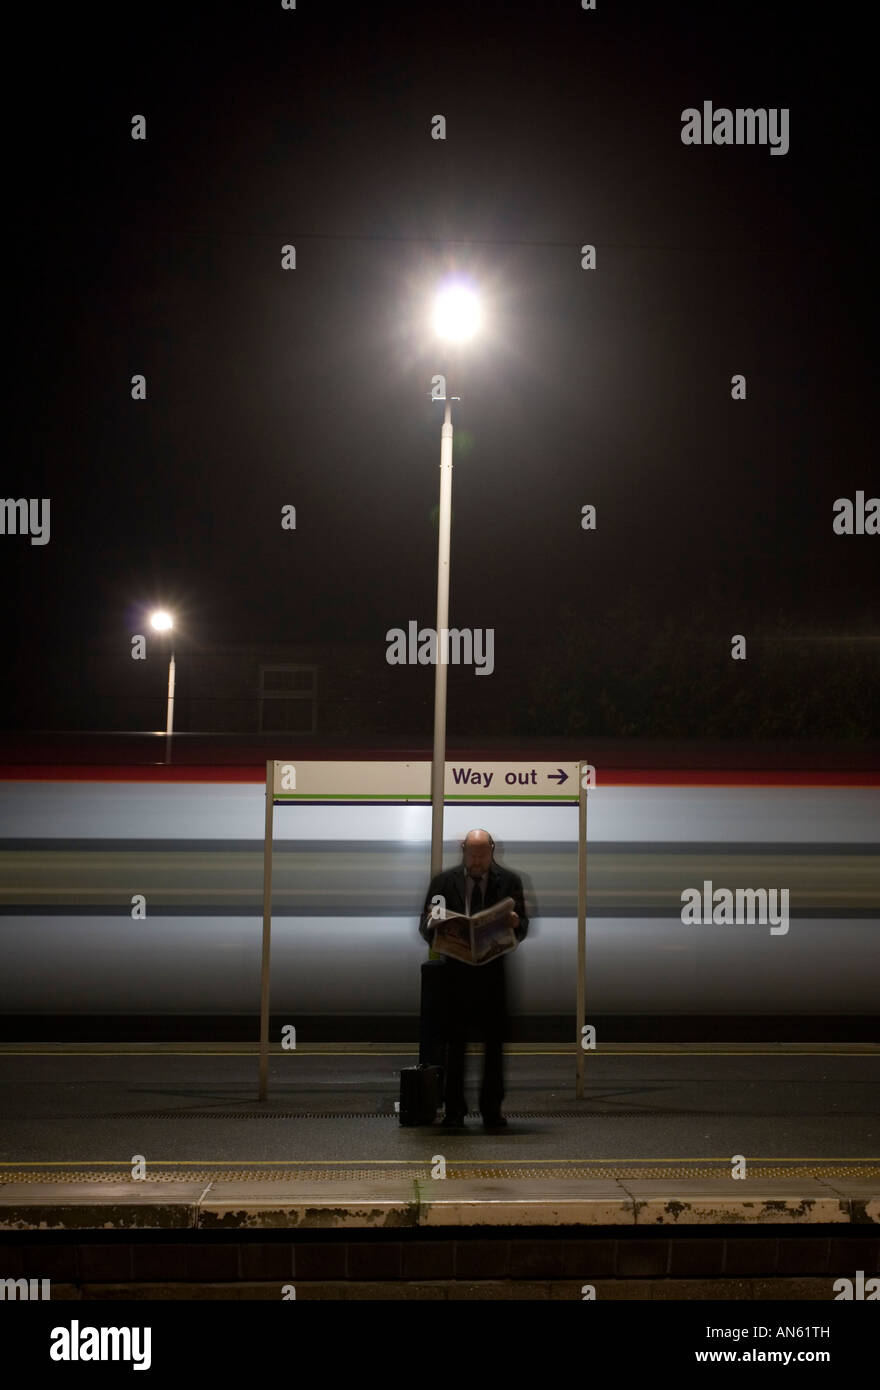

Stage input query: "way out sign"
[
  {"left": 445, "top": 762, "right": 579, "bottom": 799},
  {"left": 272, "top": 760, "right": 581, "bottom": 802},
  {"left": 260, "top": 759, "right": 590, "bottom": 1101}
]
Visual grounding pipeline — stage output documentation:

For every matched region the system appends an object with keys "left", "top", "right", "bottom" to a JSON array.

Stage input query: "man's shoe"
[
  {"left": 442, "top": 1112, "right": 467, "bottom": 1127},
  {"left": 481, "top": 1113, "right": 508, "bottom": 1130}
]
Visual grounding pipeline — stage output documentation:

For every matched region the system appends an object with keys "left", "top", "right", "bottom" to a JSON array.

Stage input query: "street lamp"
[
  {"left": 149, "top": 611, "right": 175, "bottom": 760},
  {"left": 430, "top": 281, "right": 480, "bottom": 881},
  {"left": 432, "top": 285, "right": 481, "bottom": 343}
]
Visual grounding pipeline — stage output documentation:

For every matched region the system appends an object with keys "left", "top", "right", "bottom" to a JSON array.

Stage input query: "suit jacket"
[{"left": 418, "top": 862, "right": 528, "bottom": 947}]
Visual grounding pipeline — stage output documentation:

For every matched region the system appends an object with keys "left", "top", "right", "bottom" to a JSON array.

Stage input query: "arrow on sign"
[{"left": 547, "top": 768, "right": 568, "bottom": 785}]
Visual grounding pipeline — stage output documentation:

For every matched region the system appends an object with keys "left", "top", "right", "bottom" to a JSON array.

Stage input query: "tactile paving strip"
[
  {"left": 2, "top": 1164, "right": 878, "bottom": 1183},
  {"left": 74, "top": 1109, "right": 857, "bottom": 1120}
]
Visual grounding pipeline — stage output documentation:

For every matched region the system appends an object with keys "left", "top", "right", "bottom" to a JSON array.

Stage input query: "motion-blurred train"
[{"left": 0, "top": 736, "right": 877, "bottom": 1038}]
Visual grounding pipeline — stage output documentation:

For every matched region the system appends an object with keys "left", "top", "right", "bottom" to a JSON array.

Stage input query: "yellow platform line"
[{"left": 0, "top": 1049, "right": 876, "bottom": 1058}]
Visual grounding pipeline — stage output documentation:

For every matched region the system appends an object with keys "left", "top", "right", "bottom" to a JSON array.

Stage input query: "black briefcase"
[{"left": 398, "top": 1064, "right": 443, "bottom": 1126}]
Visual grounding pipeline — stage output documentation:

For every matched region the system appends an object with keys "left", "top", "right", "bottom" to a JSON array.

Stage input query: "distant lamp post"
[
  {"left": 149, "top": 611, "right": 175, "bottom": 760},
  {"left": 430, "top": 281, "right": 481, "bottom": 882}
]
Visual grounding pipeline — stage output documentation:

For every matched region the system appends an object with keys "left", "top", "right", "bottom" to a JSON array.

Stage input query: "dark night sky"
[{"left": 5, "top": 0, "right": 876, "bottom": 730}]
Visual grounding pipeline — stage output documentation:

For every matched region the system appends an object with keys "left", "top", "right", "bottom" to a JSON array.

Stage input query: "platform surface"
[{"left": 1, "top": 1042, "right": 877, "bottom": 1229}]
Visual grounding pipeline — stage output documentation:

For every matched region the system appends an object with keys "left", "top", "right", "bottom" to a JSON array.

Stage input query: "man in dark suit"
[{"left": 418, "top": 829, "right": 528, "bottom": 1131}]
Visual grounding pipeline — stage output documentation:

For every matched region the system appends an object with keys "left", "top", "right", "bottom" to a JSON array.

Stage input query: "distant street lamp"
[
  {"left": 430, "top": 282, "right": 481, "bottom": 881},
  {"left": 149, "top": 611, "right": 175, "bottom": 761}
]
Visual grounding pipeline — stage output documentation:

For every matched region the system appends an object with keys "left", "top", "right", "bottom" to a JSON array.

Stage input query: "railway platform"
[{"left": 1, "top": 1041, "right": 877, "bottom": 1301}]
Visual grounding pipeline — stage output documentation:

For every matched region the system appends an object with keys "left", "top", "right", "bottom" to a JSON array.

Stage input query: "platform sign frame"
[{"left": 260, "top": 760, "right": 589, "bottom": 1100}]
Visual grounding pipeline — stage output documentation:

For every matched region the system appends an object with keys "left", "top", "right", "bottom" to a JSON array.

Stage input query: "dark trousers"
[{"left": 442, "top": 957, "right": 507, "bottom": 1116}]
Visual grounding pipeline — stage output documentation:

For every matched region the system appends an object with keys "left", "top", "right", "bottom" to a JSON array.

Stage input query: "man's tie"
[{"left": 470, "top": 877, "right": 484, "bottom": 916}]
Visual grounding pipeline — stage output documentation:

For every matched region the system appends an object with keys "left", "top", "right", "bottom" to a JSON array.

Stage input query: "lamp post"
[
  {"left": 430, "top": 395, "right": 453, "bottom": 880},
  {"left": 149, "top": 611, "right": 175, "bottom": 763},
  {"left": 429, "top": 283, "right": 480, "bottom": 881}
]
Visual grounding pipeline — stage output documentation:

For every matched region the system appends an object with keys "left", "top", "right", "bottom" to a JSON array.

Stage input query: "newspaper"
[{"left": 429, "top": 895, "right": 518, "bottom": 966}]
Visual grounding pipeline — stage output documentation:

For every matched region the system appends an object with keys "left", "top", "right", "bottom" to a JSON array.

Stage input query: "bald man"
[{"left": 419, "top": 829, "right": 528, "bottom": 1130}]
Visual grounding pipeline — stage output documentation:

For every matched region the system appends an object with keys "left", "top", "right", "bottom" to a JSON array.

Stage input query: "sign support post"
[
  {"left": 259, "top": 760, "right": 274, "bottom": 1102},
  {"left": 576, "top": 764, "right": 588, "bottom": 1099}
]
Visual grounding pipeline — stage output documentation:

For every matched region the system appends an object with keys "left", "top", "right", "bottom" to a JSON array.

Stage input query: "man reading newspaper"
[{"left": 419, "top": 829, "right": 528, "bottom": 1130}]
